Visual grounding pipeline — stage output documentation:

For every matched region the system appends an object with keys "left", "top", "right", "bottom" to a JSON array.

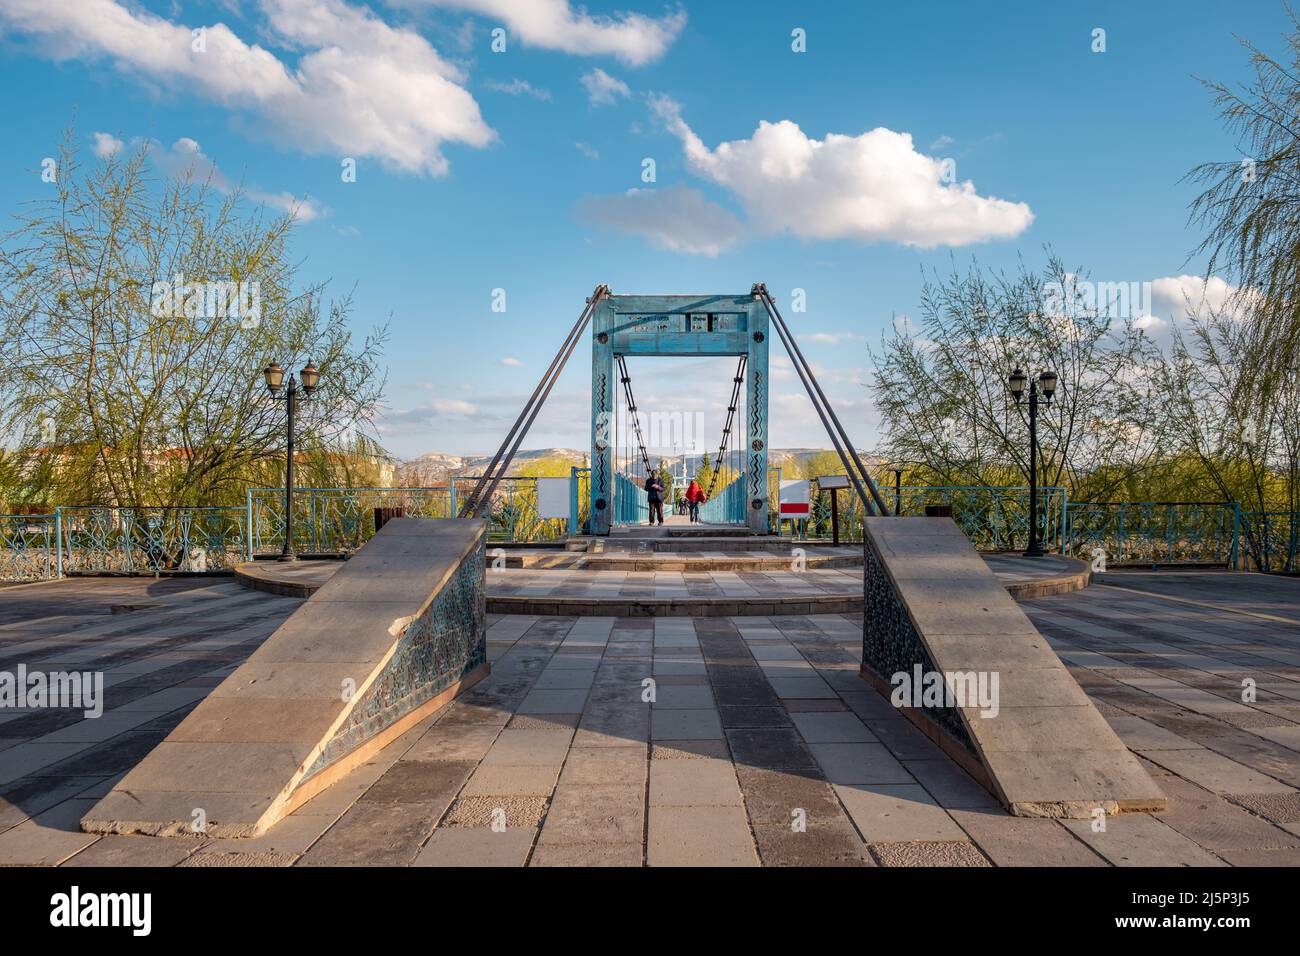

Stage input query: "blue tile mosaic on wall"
[
  {"left": 862, "top": 536, "right": 974, "bottom": 752},
  {"left": 304, "top": 532, "right": 487, "bottom": 779}
]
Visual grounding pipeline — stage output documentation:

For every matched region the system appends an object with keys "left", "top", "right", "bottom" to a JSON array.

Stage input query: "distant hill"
[
  {"left": 396, "top": 447, "right": 880, "bottom": 483},
  {"left": 396, "top": 448, "right": 586, "bottom": 484}
]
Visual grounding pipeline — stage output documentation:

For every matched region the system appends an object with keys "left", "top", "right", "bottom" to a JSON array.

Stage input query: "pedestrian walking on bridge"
[
  {"left": 645, "top": 469, "right": 665, "bottom": 525},
  {"left": 685, "top": 477, "right": 705, "bottom": 523}
]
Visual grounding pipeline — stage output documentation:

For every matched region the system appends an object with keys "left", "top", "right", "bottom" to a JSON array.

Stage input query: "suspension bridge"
[
  {"left": 56, "top": 282, "right": 1184, "bottom": 865},
  {"left": 457, "top": 284, "right": 889, "bottom": 535},
  {"left": 2, "top": 283, "right": 1296, "bottom": 867}
]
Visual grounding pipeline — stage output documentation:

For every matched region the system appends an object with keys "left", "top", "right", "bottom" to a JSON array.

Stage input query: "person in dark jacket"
[{"left": 645, "top": 469, "right": 665, "bottom": 525}]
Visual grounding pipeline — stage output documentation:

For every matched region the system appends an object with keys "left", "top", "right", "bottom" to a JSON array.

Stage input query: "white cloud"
[
  {"left": 484, "top": 78, "right": 552, "bottom": 101},
  {"left": 499, "top": 356, "right": 523, "bottom": 367},
  {"left": 646, "top": 95, "right": 1033, "bottom": 249},
  {"left": 416, "top": 0, "right": 685, "bottom": 65},
  {"left": 147, "top": 137, "right": 325, "bottom": 222},
  {"left": 576, "top": 184, "right": 744, "bottom": 257},
  {"left": 575, "top": 142, "right": 600, "bottom": 159},
  {"left": 1130, "top": 274, "right": 1251, "bottom": 350},
  {"left": 580, "top": 67, "right": 630, "bottom": 106},
  {"left": 1150, "top": 275, "right": 1239, "bottom": 321},
  {"left": 770, "top": 390, "right": 879, "bottom": 449},
  {"left": 91, "top": 131, "right": 123, "bottom": 158},
  {"left": 0, "top": 0, "right": 494, "bottom": 176},
  {"left": 432, "top": 399, "right": 478, "bottom": 415},
  {"left": 806, "top": 332, "right": 860, "bottom": 345}
]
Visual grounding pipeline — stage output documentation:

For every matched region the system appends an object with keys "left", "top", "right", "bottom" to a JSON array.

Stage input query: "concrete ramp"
[
  {"left": 860, "top": 517, "right": 1165, "bottom": 818},
  {"left": 82, "top": 518, "right": 489, "bottom": 838}
]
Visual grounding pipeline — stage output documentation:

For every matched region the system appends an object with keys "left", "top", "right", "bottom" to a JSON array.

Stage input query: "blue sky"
[{"left": 0, "top": 0, "right": 1285, "bottom": 459}]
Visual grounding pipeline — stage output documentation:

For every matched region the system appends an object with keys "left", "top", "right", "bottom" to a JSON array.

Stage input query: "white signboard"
[
  {"left": 536, "top": 477, "right": 571, "bottom": 520},
  {"left": 817, "top": 475, "right": 851, "bottom": 490},
  {"left": 779, "top": 479, "right": 810, "bottom": 516}
]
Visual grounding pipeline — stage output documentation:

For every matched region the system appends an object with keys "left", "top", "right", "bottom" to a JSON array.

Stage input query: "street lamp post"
[
  {"left": 1008, "top": 367, "right": 1057, "bottom": 558},
  {"left": 263, "top": 360, "right": 321, "bottom": 562}
]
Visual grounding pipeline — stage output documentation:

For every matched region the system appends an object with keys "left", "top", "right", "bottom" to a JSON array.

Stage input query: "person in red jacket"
[{"left": 685, "top": 478, "right": 706, "bottom": 523}]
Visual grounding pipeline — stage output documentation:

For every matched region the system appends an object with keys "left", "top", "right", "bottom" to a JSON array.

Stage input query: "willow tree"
[
  {"left": 1157, "top": 298, "right": 1300, "bottom": 514},
  {"left": 0, "top": 133, "right": 387, "bottom": 507},
  {"left": 1186, "top": 11, "right": 1300, "bottom": 397},
  {"left": 869, "top": 255, "right": 1164, "bottom": 499}
]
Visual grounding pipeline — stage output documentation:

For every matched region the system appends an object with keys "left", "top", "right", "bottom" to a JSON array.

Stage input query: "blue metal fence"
[
  {"left": 786, "top": 483, "right": 1067, "bottom": 552},
  {"left": 249, "top": 478, "right": 575, "bottom": 551},
  {"left": 6, "top": 486, "right": 1300, "bottom": 582},
  {"left": 58, "top": 506, "right": 248, "bottom": 573},
  {"left": 248, "top": 486, "right": 454, "bottom": 555},
  {"left": 0, "top": 507, "right": 247, "bottom": 580},
  {"left": 698, "top": 476, "right": 746, "bottom": 524},
  {"left": 0, "top": 514, "right": 58, "bottom": 581},
  {"left": 613, "top": 473, "right": 649, "bottom": 524},
  {"left": 1229, "top": 511, "right": 1295, "bottom": 573},
  {"left": 1062, "top": 501, "right": 1238, "bottom": 569}
]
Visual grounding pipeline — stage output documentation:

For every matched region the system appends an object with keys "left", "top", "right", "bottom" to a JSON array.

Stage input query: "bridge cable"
[
  {"left": 460, "top": 284, "right": 610, "bottom": 518},
  {"left": 705, "top": 354, "right": 748, "bottom": 502},
  {"left": 616, "top": 353, "right": 652, "bottom": 478},
  {"left": 753, "top": 283, "right": 889, "bottom": 516}
]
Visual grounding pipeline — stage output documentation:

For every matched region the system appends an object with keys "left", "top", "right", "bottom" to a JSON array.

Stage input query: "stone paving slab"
[
  {"left": 7, "top": 572, "right": 1300, "bottom": 865},
  {"left": 1060, "top": 813, "right": 1228, "bottom": 867},
  {"left": 834, "top": 783, "right": 969, "bottom": 843}
]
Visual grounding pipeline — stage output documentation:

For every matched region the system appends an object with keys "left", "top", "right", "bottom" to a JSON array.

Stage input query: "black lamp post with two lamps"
[
  {"left": 1007, "top": 367, "right": 1057, "bottom": 558},
  {"left": 263, "top": 360, "right": 321, "bottom": 562}
]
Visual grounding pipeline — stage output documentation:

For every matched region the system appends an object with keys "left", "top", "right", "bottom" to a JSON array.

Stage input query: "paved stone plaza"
[{"left": 2, "top": 569, "right": 1300, "bottom": 866}]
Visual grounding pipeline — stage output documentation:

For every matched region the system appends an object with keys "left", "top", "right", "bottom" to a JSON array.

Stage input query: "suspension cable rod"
[
  {"left": 754, "top": 283, "right": 888, "bottom": 515},
  {"left": 463, "top": 284, "right": 609, "bottom": 518},
  {"left": 616, "top": 353, "right": 652, "bottom": 477},
  {"left": 706, "top": 354, "right": 747, "bottom": 501}
]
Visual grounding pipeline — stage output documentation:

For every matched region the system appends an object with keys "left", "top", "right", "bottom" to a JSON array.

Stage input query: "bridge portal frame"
[{"left": 590, "top": 292, "right": 769, "bottom": 535}]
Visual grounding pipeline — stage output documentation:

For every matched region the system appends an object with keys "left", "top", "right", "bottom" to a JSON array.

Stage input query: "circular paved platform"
[{"left": 236, "top": 551, "right": 1089, "bottom": 615}]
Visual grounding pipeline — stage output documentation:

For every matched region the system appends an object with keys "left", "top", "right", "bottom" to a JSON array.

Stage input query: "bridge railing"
[
  {"left": 568, "top": 467, "right": 592, "bottom": 536},
  {"left": 249, "top": 486, "right": 454, "bottom": 555},
  {"left": 57, "top": 506, "right": 247, "bottom": 573},
  {"left": 0, "top": 513, "right": 58, "bottom": 581},
  {"left": 5, "top": 486, "right": 1298, "bottom": 580},
  {"left": 1061, "top": 501, "right": 1238, "bottom": 568},
  {"left": 249, "top": 479, "right": 577, "bottom": 553},
  {"left": 788, "top": 484, "right": 1067, "bottom": 552},
  {"left": 453, "top": 477, "right": 573, "bottom": 543},
  {"left": 1230, "top": 510, "right": 1296, "bottom": 572},
  {"left": 699, "top": 475, "right": 746, "bottom": 524},
  {"left": 613, "top": 473, "right": 649, "bottom": 524}
]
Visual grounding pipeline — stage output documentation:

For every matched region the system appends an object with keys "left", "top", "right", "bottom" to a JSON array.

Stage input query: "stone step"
[
  {"left": 236, "top": 554, "right": 1091, "bottom": 610},
  {"left": 578, "top": 550, "right": 863, "bottom": 572},
  {"left": 612, "top": 525, "right": 756, "bottom": 538},
  {"left": 576, "top": 535, "right": 787, "bottom": 553}
]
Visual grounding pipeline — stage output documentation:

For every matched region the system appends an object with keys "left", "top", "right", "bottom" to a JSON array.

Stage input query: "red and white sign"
[{"left": 779, "top": 479, "right": 810, "bottom": 516}]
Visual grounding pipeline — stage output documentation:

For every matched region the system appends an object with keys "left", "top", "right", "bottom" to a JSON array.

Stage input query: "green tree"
[
  {"left": 517, "top": 453, "right": 582, "bottom": 479},
  {"left": 695, "top": 452, "right": 714, "bottom": 494},
  {"left": 1186, "top": 11, "right": 1300, "bottom": 385},
  {"left": 795, "top": 450, "right": 849, "bottom": 481},
  {"left": 1156, "top": 300, "right": 1300, "bottom": 513},
  {"left": 869, "top": 254, "right": 1164, "bottom": 499},
  {"left": 0, "top": 132, "right": 387, "bottom": 508},
  {"left": 656, "top": 457, "right": 675, "bottom": 505}
]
